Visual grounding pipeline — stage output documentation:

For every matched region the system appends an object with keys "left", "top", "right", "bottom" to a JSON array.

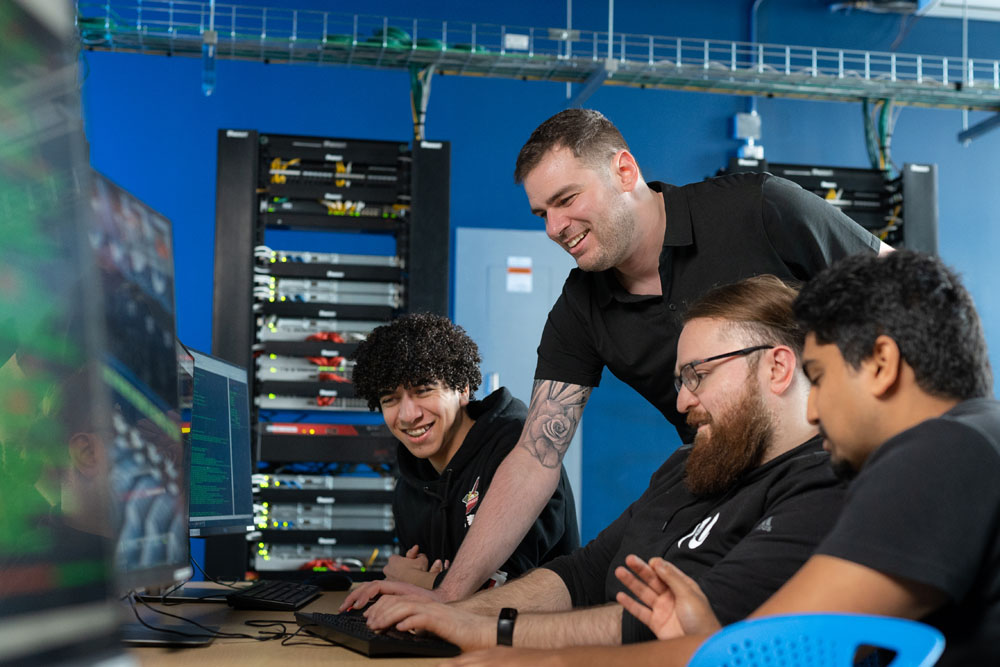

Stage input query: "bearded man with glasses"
[{"left": 355, "top": 275, "right": 845, "bottom": 653}]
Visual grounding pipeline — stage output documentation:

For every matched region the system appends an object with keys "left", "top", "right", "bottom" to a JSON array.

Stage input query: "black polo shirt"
[{"left": 535, "top": 173, "right": 881, "bottom": 440}]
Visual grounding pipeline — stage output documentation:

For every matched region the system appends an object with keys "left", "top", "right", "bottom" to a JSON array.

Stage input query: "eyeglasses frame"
[{"left": 674, "top": 345, "right": 775, "bottom": 394}]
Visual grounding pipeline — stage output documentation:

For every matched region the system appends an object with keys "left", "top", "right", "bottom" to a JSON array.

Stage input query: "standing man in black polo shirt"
[{"left": 344, "top": 109, "right": 889, "bottom": 608}]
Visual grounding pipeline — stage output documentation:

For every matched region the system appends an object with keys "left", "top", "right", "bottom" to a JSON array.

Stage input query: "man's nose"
[
  {"left": 805, "top": 387, "right": 819, "bottom": 425},
  {"left": 398, "top": 393, "right": 421, "bottom": 423},
  {"left": 676, "top": 382, "right": 699, "bottom": 414},
  {"left": 545, "top": 209, "right": 570, "bottom": 241}
]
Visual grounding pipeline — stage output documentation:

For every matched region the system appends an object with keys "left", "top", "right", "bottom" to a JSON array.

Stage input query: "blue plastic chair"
[{"left": 688, "top": 613, "right": 945, "bottom": 667}]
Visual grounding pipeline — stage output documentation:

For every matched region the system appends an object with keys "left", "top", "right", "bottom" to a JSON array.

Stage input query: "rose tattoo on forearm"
[{"left": 520, "top": 380, "right": 591, "bottom": 468}]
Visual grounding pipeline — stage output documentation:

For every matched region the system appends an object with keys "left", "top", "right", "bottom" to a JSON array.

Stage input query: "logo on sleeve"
[
  {"left": 755, "top": 516, "right": 773, "bottom": 533},
  {"left": 678, "top": 512, "right": 720, "bottom": 550}
]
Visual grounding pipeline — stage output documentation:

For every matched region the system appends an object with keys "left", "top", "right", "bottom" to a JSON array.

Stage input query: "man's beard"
[
  {"left": 684, "top": 379, "right": 773, "bottom": 497},
  {"left": 578, "top": 191, "right": 637, "bottom": 273}
]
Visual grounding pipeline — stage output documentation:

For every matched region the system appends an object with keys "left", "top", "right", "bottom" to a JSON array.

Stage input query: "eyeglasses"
[{"left": 674, "top": 345, "right": 774, "bottom": 394}]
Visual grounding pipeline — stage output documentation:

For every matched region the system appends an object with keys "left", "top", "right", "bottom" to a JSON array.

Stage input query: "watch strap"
[{"left": 497, "top": 607, "right": 518, "bottom": 646}]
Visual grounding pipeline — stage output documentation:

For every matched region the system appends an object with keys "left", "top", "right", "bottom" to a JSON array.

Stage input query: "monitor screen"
[
  {"left": 0, "top": 1, "right": 132, "bottom": 665},
  {"left": 88, "top": 171, "right": 191, "bottom": 591},
  {"left": 186, "top": 349, "right": 254, "bottom": 537}
]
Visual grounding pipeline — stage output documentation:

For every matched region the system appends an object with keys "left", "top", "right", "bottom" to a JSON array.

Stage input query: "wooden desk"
[{"left": 129, "top": 589, "right": 443, "bottom": 666}]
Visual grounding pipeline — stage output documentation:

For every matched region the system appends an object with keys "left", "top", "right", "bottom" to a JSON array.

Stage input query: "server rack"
[{"left": 210, "top": 130, "right": 449, "bottom": 579}]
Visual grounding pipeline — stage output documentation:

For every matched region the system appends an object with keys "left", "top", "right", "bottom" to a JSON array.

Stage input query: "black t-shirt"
[
  {"left": 543, "top": 437, "right": 845, "bottom": 644},
  {"left": 535, "top": 173, "right": 882, "bottom": 439},
  {"left": 816, "top": 398, "right": 1000, "bottom": 667}
]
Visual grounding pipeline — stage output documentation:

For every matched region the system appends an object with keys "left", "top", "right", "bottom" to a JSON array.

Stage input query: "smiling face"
[
  {"left": 522, "top": 146, "right": 637, "bottom": 273},
  {"left": 379, "top": 381, "right": 473, "bottom": 473},
  {"left": 802, "top": 333, "right": 880, "bottom": 479}
]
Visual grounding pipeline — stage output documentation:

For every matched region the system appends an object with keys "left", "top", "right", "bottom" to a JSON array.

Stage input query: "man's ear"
[
  {"left": 68, "top": 433, "right": 102, "bottom": 477},
  {"left": 459, "top": 385, "right": 472, "bottom": 407},
  {"left": 863, "top": 334, "right": 902, "bottom": 398},
  {"left": 611, "top": 150, "right": 640, "bottom": 192},
  {"left": 766, "top": 346, "right": 798, "bottom": 395}
]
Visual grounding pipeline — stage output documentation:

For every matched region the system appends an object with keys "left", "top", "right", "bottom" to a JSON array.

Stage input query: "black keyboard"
[
  {"left": 225, "top": 580, "right": 321, "bottom": 611},
  {"left": 295, "top": 611, "right": 461, "bottom": 658}
]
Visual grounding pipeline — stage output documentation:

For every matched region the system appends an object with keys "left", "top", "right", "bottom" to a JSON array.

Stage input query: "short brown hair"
[
  {"left": 513, "top": 109, "right": 630, "bottom": 184},
  {"left": 683, "top": 275, "right": 803, "bottom": 357}
]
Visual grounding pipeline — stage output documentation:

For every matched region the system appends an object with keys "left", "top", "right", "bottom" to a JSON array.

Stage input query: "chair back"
[{"left": 688, "top": 613, "right": 944, "bottom": 667}]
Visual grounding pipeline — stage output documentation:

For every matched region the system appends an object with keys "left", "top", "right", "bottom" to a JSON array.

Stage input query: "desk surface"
[{"left": 129, "top": 588, "right": 443, "bottom": 666}]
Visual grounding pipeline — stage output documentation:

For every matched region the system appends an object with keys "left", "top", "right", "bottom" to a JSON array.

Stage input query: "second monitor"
[{"left": 187, "top": 348, "right": 254, "bottom": 538}]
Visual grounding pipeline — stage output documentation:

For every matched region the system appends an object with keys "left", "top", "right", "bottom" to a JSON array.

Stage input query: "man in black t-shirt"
[
  {"left": 525, "top": 251, "right": 1000, "bottom": 667},
  {"left": 348, "top": 109, "right": 888, "bottom": 605},
  {"left": 349, "top": 277, "right": 844, "bottom": 652}
]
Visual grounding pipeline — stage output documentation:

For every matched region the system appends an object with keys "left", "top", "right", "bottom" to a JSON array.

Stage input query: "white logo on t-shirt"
[{"left": 678, "top": 512, "right": 720, "bottom": 549}]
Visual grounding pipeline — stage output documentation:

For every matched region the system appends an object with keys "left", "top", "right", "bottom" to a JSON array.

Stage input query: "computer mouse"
[{"left": 310, "top": 571, "right": 353, "bottom": 591}]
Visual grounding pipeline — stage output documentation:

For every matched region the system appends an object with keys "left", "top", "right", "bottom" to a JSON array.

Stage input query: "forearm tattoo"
[{"left": 520, "top": 380, "right": 591, "bottom": 468}]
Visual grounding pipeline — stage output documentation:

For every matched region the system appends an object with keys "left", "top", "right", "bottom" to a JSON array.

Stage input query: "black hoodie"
[{"left": 393, "top": 387, "right": 580, "bottom": 586}]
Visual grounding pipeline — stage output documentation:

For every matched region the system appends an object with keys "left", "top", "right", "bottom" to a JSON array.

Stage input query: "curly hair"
[
  {"left": 794, "top": 250, "right": 992, "bottom": 401},
  {"left": 351, "top": 313, "right": 483, "bottom": 411}
]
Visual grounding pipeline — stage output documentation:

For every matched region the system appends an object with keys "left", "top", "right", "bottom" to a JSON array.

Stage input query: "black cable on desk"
[
  {"left": 278, "top": 623, "right": 336, "bottom": 647},
  {"left": 128, "top": 592, "right": 289, "bottom": 642}
]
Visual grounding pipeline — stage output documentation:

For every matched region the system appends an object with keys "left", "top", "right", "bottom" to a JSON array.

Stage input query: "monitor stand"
[
  {"left": 121, "top": 592, "right": 222, "bottom": 648},
  {"left": 136, "top": 584, "right": 231, "bottom": 604},
  {"left": 120, "top": 622, "right": 217, "bottom": 648}
]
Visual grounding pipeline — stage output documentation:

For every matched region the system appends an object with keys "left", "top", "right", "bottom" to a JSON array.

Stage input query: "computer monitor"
[
  {"left": 186, "top": 348, "right": 254, "bottom": 537},
  {"left": 139, "top": 345, "right": 253, "bottom": 604},
  {"left": 89, "top": 171, "right": 191, "bottom": 595},
  {"left": 0, "top": 1, "right": 134, "bottom": 664}
]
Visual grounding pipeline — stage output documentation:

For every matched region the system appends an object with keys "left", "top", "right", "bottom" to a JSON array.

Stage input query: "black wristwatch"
[{"left": 497, "top": 607, "right": 518, "bottom": 646}]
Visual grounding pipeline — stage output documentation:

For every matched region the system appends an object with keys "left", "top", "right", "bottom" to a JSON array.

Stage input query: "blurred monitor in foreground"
[{"left": 0, "top": 0, "right": 133, "bottom": 665}]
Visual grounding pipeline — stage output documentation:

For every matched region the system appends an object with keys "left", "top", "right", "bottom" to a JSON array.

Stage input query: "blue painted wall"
[{"left": 81, "top": 0, "right": 1000, "bottom": 543}]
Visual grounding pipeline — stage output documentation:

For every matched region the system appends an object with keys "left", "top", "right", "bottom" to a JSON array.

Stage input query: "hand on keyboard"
[
  {"left": 295, "top": 611, "right": 460, "bottom": 658},
  {"left": 339, "top": 579, "right": 438, "bottom": 612},
  {"left": 362, "top": 595, "right": 493, "bottom": 651}
]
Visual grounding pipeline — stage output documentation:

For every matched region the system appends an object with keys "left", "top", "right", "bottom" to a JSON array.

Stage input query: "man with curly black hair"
[{"left": 352, "top": 313, "right": 579, "bottom": 591}]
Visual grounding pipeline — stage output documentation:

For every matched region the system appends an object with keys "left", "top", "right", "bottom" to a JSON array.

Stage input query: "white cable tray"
[{"left": 76, "top": 1, "right": 1000, "bottom": 110}]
